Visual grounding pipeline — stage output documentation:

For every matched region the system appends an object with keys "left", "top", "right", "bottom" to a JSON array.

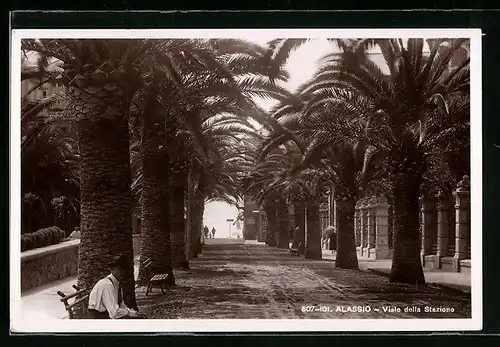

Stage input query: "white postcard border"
[{"left": 10, "top": 28, "right": 482, "bottom": 333}]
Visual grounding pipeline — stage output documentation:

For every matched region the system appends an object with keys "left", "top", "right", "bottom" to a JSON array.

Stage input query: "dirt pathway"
[{"left": 138, "top": 239, "right": 470, "bottom": 319}]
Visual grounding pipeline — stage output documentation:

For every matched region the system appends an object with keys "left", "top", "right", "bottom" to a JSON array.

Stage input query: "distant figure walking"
[
  {"left": 69, "top": 227, "right": 81, "bottom": 239},
  {"left": 204, "top": 225, "right": 210, "bottom": 239},
  {"left": 211, "top": 227, "right": 216, "bottom": 239},
  {"left": 329, "top": 232, "right": 337, "bottom": 254}
]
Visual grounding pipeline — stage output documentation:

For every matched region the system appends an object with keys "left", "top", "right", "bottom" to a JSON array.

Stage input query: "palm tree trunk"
[
  {"left": 186, "top": 166, "right": 193, "bottom": 258},
  {"left": 389, "top": 166, "right": 426, "bottom": 285},
  {"left": 137, "top": 86, "right": 175, "bottom": 286},
  {"left": 263, "top": 204, "right": 277, "bottom": 247},
  {"left": 189, "top": 188, "right": 205, "bottom": 258},
  {"left": 292, "top": 202, "right": 306, "bottom": 254},
  {"left": 170, "top": 168, "right": 189, "bottom": 269},
  {"left": 76, "top": 115, "right": 136, "bottom": 309},
  {"left": 335, "top": 199, "right": 359, "bottom": 269},
  {"left": 277, "top": 199, "right": 290, "bottom": 249},
  {"left": 305, "top": 200, "right": 322, "bottom": 260}
]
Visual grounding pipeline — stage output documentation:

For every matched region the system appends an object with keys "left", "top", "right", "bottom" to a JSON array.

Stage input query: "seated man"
[{"left": 87, "top": 254, "right": 146, "bottom": 319}]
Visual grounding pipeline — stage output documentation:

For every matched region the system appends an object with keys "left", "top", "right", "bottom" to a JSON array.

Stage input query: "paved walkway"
[
  {"left": 20, "top": 257, "right": 140, "bottom": 320},
  {"left": 20, "top": 239, "right": 471, "bottom": 320},
  {"left": 138, "top": 239, "right": 471, "bottom": 319},
  {"left": 321, "top": 250, "right": 471, "bottom": 293}
]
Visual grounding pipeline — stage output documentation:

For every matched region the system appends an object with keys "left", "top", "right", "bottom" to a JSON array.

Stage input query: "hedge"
[{"left": 21, "top": 226, "right": 67, "bottom": 252}]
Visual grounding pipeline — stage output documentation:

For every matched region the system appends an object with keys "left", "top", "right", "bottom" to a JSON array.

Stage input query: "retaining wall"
[
  {"left": 21, "top": 235, "right": 142, "bottom": 293},
  {"left": 21, "top": 239, "right": 80, "bottom": 292}
]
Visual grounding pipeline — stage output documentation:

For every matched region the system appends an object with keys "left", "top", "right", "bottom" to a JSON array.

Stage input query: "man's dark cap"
[{"left": 108, "top": 254, "right": 127, "bottom": 268}]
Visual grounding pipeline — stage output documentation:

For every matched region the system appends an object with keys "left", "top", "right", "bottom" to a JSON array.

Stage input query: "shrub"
[
  {"left": 24, "top": 234, "right": 34, "bottom": 250},
  {"left": 52, "top": 228, "right": 61, "bottom": 244},
  {"left": 45, "top": 229, "right": 53, "bottom": 244},
  {"left": 44, "top": 230, "right": 52, "bottom": 245},
  {"left": 45, "top": 227, "right": 56, "bottom": 244},
  {"left": 32, "top": 232, "right": 43, "bottom": 248},
  {"left": 39, "top": 229, "right": 49, "bottom": 246},
  {"left": 20, "top": 226, "right": 67, "bottom": 252}
]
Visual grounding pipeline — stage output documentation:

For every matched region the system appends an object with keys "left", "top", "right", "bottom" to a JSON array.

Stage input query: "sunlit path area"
[{"left": 137, "top": 239, "right": 470, "bottom": 319}]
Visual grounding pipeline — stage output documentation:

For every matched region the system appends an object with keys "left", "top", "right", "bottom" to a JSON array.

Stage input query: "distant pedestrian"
[
  {"left": 203, "top": 225, "right": 209, "bottom": 239},
  {"left": 69, "top": 227, "right": 81, "bottom": 239},
  {"left": 329, "top": 232, "right": 337, "bottom": 253},
  {"left": 211, "top": 227, "right": 216, "bottom": 238}
]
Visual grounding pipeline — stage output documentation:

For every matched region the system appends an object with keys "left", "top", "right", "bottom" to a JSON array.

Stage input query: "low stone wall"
[
  {"left": 460, "top": 259, "right": 471, "bottom": 273},
  {"left": 21, "top": 239, "right": 80, "bottom": 292}
]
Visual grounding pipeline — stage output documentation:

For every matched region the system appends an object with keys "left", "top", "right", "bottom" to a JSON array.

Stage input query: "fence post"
[
  {"left": 452, "top": 175, "right": 470, "bottom": 272},
  {"left": 367, "top": 196, "right": 376, "bottom": 258},
  {"left": 374, "top": 195, "right": 391, "bottom": 259},
  {"left": 354, "top": 200, "right": 361, "bottom": 247},
  {"left": 360, "top": 198, "right": 368, "bottom": 258},
  {"left": 354, "top": 200, "right": 361, "bottom": 257},
  {"left": 420, "top": 196, "right": 435, "bottom": 265},
  {"left": 434, "top": 190, "right": 449, "bottom": 269}
]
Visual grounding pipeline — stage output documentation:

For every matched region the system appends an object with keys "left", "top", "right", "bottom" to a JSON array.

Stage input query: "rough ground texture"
[{"left": 137, "top": 239, "right": 471, "bottom": 319}]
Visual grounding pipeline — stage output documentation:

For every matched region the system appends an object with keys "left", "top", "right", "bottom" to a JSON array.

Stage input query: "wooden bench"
[
  {"left": 142, "top": 257, "right": 170, "bottom": 296},
  {"left": 57, "top": 285, "right": 89, "bottom": 319},
  {"left": 290, "top": 242, "right": 302, "bottom": 256}
]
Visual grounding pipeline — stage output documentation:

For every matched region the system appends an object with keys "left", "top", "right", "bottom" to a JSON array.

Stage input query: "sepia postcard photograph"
[{"left": 9, "top": 28, "right": 482, "bottom": 332}]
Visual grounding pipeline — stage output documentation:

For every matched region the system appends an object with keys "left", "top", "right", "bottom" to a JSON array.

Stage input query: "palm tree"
[
  {"left": 290, "top": 195, "right": 306, "bottom": 254},
  {"left": 300, "top": 38, "right": 470, "bottom": 283},
  {"left": 296, "top": 104, "right": 385, "bottom": 269},
  {"left": 169, "top": 139, "right": 191, "bottom": 269},
  {"left": 21, "top": 39, "right": 162, "bottom": 309},
  {"left": 133, "top": 38, "right": 259, "bottom": 275},
  {"left": 244, "top": 148, "right": 293, "bottom": 249},
  {"left": 135, "top": 74, "right": 178, "bottom": 284},
  {"left": 243, "top": 140, "right": 325, "bottom": 258},
  {"left": 180, "top": 38, "right": 292, "bottom": 257},
  {"left": 187, "top": 114, "right": 264, "bottom": 254},
  {"left": 177, "top": 38, "right": 296, "bottom": 256},
  {"left": 262, "top": 198, "right": 278, "bottom": 247},
  {"left": 260, "top": 92, "right": 379, "bottom": 268},
  {"left": 292, "top": 169, "right": 325, "bottom": 260}
]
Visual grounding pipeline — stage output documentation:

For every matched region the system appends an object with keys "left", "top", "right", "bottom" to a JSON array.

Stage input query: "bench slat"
[
  {"left": 58, "top": 288, "right": 89, "bottom": 319},
  {"left": 66, "top": 295, "right": 89, "bottom": 311},
  {"left": 151, "top": 274, "right": 168, "bottom": 281},
  {"left": 58, "top": 289, "right": 87, "bottom": 304}
]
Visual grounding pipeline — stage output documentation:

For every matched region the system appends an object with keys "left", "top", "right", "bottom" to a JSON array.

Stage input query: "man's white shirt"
[{"left": 88, "top": 273, "right": 136, "bottom": 319}]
